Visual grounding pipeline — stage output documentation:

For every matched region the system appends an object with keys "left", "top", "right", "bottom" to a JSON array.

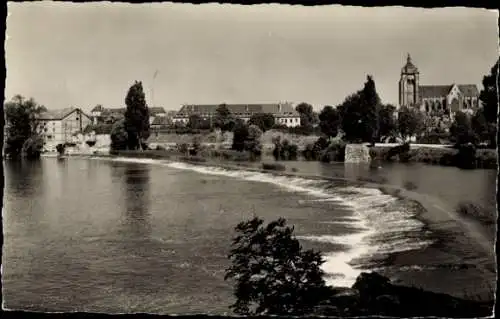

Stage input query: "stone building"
[
  {"left": 37, "top": 107, "right": 92, "bottom": 147},
  {"left": 172, "top": 103, "right": 301, "bottom": 127},
  {"left": 398, "top": 54, "right": 480, "bottom": 116}
]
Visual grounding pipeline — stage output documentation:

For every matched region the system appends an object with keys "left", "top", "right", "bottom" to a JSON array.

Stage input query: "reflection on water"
[{"left": 122, "top": 164, "right": 152, "bottom": 240}]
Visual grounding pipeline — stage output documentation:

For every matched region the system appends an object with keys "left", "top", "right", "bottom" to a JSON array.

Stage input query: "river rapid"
[{"left": 2, "top": 157, "right": 496, "bottom": 314}]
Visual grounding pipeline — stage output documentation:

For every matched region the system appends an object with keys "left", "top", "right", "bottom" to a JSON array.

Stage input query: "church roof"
[{"left": 419, "top": 84, "right": 479, "bottom": 98}]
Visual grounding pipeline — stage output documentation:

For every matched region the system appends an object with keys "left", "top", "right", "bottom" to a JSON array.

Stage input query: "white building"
[
  {"left": 37, "top": 107, "right": 92, "bottom": 148},
  {"left": 172, "top": 103, "right": 301, "bottom": 127}
]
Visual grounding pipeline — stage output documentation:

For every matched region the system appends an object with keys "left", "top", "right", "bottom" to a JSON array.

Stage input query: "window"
[{"left": 76, "top": 117, "right": 79, "bottom": 121}]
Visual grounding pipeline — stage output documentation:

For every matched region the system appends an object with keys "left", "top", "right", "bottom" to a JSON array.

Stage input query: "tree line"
[{"left": 5, "top": 58, "right": 498, "bottom": 158}]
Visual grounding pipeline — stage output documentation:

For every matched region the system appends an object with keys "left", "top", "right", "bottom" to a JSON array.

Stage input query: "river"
[{"left": 2, "top": 157, "right": 496, "bottom": 314}]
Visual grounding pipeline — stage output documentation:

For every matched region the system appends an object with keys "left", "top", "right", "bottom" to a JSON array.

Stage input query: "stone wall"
[{"left": 344, "top": 144, "right": 371, "bottom": 163}]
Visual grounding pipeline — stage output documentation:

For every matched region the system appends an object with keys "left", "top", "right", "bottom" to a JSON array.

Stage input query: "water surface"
[{"left": 2, "top": 157, "right": 495, "bottom": 314}]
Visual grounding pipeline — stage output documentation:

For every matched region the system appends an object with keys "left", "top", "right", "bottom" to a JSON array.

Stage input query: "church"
[{"left": 398, "top": 54, "right": 480, "bottom": 116}]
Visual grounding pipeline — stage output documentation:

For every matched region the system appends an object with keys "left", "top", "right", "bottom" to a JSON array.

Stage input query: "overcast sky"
[{"left": 5, "top": 3, "right": 499, "bottom": 112}]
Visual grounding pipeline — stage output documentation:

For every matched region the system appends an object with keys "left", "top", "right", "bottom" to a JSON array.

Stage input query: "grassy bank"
[{"left": 369, "top": 145, "right": 497, "bottom": 169}]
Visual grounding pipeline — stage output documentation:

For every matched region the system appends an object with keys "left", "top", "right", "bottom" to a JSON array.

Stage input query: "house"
[
  {"left": 398, "top": 54, "right": 480, "bottom": 117},
  {"left": 36, "top": 107, "right": 92, "bottom": 147},
  {"left": 151, "top": 115, "right": 171, "bottom": 130},
  {"left": 90, "top": 105, "right": 126, "bottom": 125},
  {"left": 148, "top": 106, "right": 167, "bottom": 124},
  {"left": 90, "top": 105, "right": 167, "bottom": 125},
  {"left": 172, "top": 102, "right": 301, "bottom": 127}
]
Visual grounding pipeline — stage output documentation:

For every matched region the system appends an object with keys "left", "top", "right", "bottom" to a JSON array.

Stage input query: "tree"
[
  {"left": 359, "top": 75, "right": 380, "bottom": 144},
  {"left": 295, "top": 102, "right": 315, "bottom": 132},
  {"left": 338, "top": 75, "right": 381, "bottom": 143},
  {"left": 187, "top": 114, "right": 203, "bottom": 130},
  {"left": 110, "top": 119, "right": 128, "bottom": 151},
  {"left": 479, "top": 58, "right": 499, "bottom": 124},
  {"left": 318, "top": 105, "right": 340, "bottom": 139},
  {"left": 397, "top": 106, "right": 425, "bottom": 142},
  {"left": 248, "top": 113, "right": 275, "bottom": 132},
  {"left": 244, "top": 124, "right": 263, "bottom": 156},
  {"left": 225, "top": 217, "right": 332, "bottom": 316},
  {"left": 214, "top": 104, "right": 235, "bottom": 132},
  {"left": 471, "top": 108, "right": 496, "bottom": 147},
  {"left": 377, "top": 104, "right": 397, "bottom": 141},
  {"left": 449, "top": 111, "right": 477, "bottom": 146},
  {"left": 4, "top": 95, "right": 45, "bottom": 158},
  {"left": 124, "top": 81, "right": 150, "bottom": 150},
  {"left": 232, "top": 121, "right": 249, "bottom": 151}
]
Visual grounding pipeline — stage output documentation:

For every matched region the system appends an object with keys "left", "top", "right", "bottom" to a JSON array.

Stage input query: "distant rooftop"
[
  {"left": 38, "top": 107, "right": 89, "bottom": 120},
  {"left": 175, "top": 103, "right": 299, "bottom": 118},
  {"left": 419, "top": 84, "right": 479, "bottom": 98}
]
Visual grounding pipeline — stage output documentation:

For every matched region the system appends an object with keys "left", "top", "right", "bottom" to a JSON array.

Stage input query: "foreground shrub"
[
  {"left": 262, "top": 162, "right": 286, "bottom": 171},
  {"left": 225, "top": 217, "right": 332, "bottom": 315},
  {"left": 224, "top": 217, "right": 494, "bottom": 317}
]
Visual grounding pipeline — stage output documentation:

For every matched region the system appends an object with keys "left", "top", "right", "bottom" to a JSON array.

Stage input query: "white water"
[{"left": 88, "top": 156, "right": 434, "bottom": 288}]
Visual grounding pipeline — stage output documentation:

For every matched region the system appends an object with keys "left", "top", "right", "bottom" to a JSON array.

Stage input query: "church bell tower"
[{"left": 399, "top": 54, "right": 420, "bottom": 109}]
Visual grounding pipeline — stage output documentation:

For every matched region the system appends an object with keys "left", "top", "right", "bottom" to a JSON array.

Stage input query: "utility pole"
[{"left": 152, "top": 70, "right": 159, "bottom": 108}]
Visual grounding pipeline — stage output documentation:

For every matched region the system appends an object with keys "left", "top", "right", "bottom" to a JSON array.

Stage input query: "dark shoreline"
[{"left": 45, "top": 152, "right": 496, "bottom": 301}]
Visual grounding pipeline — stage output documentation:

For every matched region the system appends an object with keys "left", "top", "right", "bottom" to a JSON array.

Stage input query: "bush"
[
  {"left": 56, "top": 143, "right": 65, "bottom": 156},
  {"left": 272, "top": 137, "right": 299, "bottom": 160},
  {"left": 455, "top": 143, "right": 477, "bottom": 169},
  {"left": 110, "top": 120, "right": 128, "bottom": 151},
  {"left": 176, "top": 143, "right": 189, "bottom": 155},
  {"left": 319, "top": 140, "right": 346, "bottom": 163},
  {"left": 386, "top": 143, "right": 411, "bottom": 161},
  {"left": 262, "top": 162, "right": 286, "bottom": 171},
  {"left": 201, "top": 149, "right": 255, "bottom": 162},
  {"left": 225, "top": 217, "right": 332, "bottom": 315},
  {"left": 475, "top": 149, "right": 497, "bottom": 169},
  {"left": 21, "top": 136, "right": 44, "bottom": 159}
]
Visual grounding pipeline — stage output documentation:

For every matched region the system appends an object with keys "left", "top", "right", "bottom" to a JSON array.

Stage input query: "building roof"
[
  {"left": 419, "top": 84, "right": 479, "bottom": 99},
  {"left": 151, "top": 116, "right": 171, "bottom": 126},
  {"left": 91, "top": 105, "right": 104, "bottom": 112},
  {"left": 149, "top": 107, "right": 167, "bottom": 115},
  {"left": 101, "top": 108, "right": 126, "bottom": 117},
  {"left": 174, "top": 103, "right": 299, "bottom": 118},
  {"left": 38, "top": 107, "right": 89, "bottom": 120},
  {"left": 401, "top": 54, "right": 419, "bottom": 74}
]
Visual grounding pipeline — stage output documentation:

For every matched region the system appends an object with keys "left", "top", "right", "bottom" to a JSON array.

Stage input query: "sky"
[{"left": 5, "top": 3, "right": 499, "bottom": 112}]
